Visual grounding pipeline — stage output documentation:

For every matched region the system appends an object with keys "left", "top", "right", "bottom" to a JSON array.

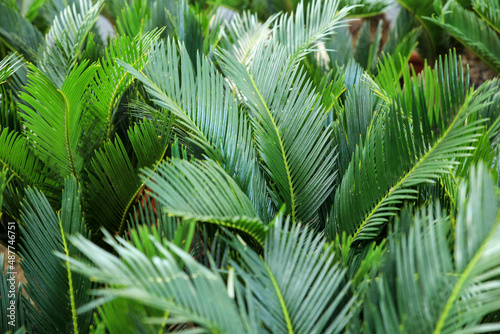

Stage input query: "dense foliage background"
[{"left": 0, "top": 0, "right": 499, "bottom": 333}]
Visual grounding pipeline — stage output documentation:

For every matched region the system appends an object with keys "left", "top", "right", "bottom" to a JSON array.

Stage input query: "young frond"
[{"left": 19, "top": 62, "right": 98, "bottom": 183}]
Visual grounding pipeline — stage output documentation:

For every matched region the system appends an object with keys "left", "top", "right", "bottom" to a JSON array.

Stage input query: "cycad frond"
[
  {"left": 427, "top": 1, "right": 500, "bottom": 73},
  {"left": 64, "top": 231, "right": 255, "bottom": 333},
  {"left": 364, "top": 163, "right": 500, "bottom": 333},
  {"left": 273, "top": 0, "right": 351, "bottom": 60},
  {"left": 217, "top": 41, "right": 336, "bottom": 225},
  {"left": 0, "top": 128, "right": 48, "bottom": 186},
  {"left": 0, "top": 2, "right": 43, "bottom": 61},
  {"left": 331, "top": 51, "right": 497, "bottom": 242},
  {"left": 85, "top": 120, "right": 171, "bottom": 233},
  {"left": 472, "top": 0, "right": 500, "bottom": 33},
  {"left": 19, "top": 177, "right": 93, "bottom": 333},
  {"left": 142, "top": 159, "right": 268, "bottom": 246},
  {"left": 120, "top": 40, "right": 269, "bottom": 220},
  {"left": 38, "top": 0, "right": 103, "bottom": 88},
  {"left": 87, "top": 29, "right": 161, "bottom": 143},
  {"left": 229, "top": 212, "right": 355, "bottom": 334},
  {"left": 221, "top": 11, "right": 278, "bottom": 65},
  {"left": 19, "top": 62, "right": 98, "bottom": 183},
  {"left": 0, "top": 54, "right": 22, "bottom": 84}
]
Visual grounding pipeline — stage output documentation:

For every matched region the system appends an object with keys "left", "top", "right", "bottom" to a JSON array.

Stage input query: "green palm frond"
[
  {"left": 331, "top": 51, "right": 497, "bottom": 243},
  {"left": 142, "top": 159, "right": 269, "bottom": 246},
  {"left": 85, "top": 119, "right": 171, "bottom": 234},
  {"left": 229, "top": 211, "right": 355, "bottom": 334},
  {"left": 273, "top": 0, "right": 351, "bottom": 60},
  {"left": 0, "top": 54, "right": 22, "bottom": 84},
  {"left": 217, "top": 41, "right": 336, "bottom": 225},
  {"left": 87, "top": 29, "right": 161, "bottom": 144},
  {"left": 472, "top": 0, "right": 500, "bottom": 33},
  {"left": 19, "top": 176, "right": 93, "bottom": 333},
  {"left": 427, "top": 0, "right": 500, "bottom": 73},
  {"left": 0, "top": 2, "right": 43, "bottom": 61},
  {"left": 120, "top": 39, "right": 269, "bottom": 219},
  {"left": 364, "top": 163, "right": 500, "bottom": 333},
  {"left": 221, "top": 11, "right": 278, "bottom": 65},
  {"left": 19, "top": 62, "right": 98, "bottom": 183},
  {"left": 0, "top": 128, "right": 50, "bottom": 186},
  {"left": 64, "top": 230, "right": 256, "bottom": 333},
  {"left": 38, "top": 0, "right": 103, "bottom": 88}
]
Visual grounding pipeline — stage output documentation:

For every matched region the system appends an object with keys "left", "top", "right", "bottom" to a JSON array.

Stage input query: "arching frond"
[
  {"left": 217, "top": 41, "right": 336, "bottom": 225},
  {"left": 229, "top": 212, "right": 356, "bottom": 334},
  {"left": 86, "top": 29, "right": 161, "bottom": 144},
  {"left": 364, "top": 163, "right": 500, "bottom": 333},
  {"left": 221, "top": 11, "right": 278, "bottom": 65},
  {"left": 19, "top": 62, "right": 98, "bottom": 182},
  {"left": 142, "top": 159, "right": 269, "bottom": 246},
  {"left": 120, "top": 40, "right": 270, "bottom": 220},
  {"left": 331, "top": 51, "right": 496, "bottom": 242},
  {"left": 0, "top": 3, "right": 43, "bottom": 61},
  {"left": 273, "top": 0, "right": 351, "bottom": 60},
  {"left": 19, "top": 177, "right": 93, "bottom": 333},
  {"left": 64, "top": 231, "right": 256, "bottom": 334},
  {"left": 427, "top": 1, "right": 500, "bottom": 73},
  {"left": 472, "top": 0, "right": 500, "bottom": 33},
  {"left": 38, "top": 0, "right": 103, "bottom": 88}
]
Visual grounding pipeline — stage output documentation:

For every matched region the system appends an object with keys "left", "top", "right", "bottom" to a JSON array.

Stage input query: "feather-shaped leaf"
[
  {"left": 217, "top": 41, "right": 336, "bottom": 225},
  {"left": 119, "top": 40, "right": 270, "bottom": 220},
  {"left": 364, "top": 163, "right": 500, "bottom": 333},
  {"left": 64, "top": 231, "right": 256, "bottom": 333},
  {"left": 19, "top": 177, "right": 93, "bottom": 333},
  {"left": 427, "top": 1, "right": 500, "bottom": 73},
  {"left": 19, "top": 62, "right": 98, "bottom": 182},
  {"left": 229, "top": 211, "right": 355, "bottom": 334},
  {"left": 142, "top": 159, "right": 269, "bottom": 246},
  {"left": 331, "top": 51, "right": 496, "bottom": 242},
  {"left": 38, "top": 0, "right": 103, "bottom": 88}
]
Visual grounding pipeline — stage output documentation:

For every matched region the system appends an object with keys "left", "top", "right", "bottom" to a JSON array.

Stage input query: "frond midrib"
[
  {"left": 59, "top": 218, "right": 80, "bottom": 334},
  {"left": 433, "top": 213, "right": 500, "bottom": 333},
  {"left": 352, "top": 95, "right": 473, "bottom": 241},
  {"left": 105, "top": 52, "right": 150, "bottom": 141},
  {"left": 264, "top": 261, "right": 294, "bottom": 333},
  {"left": 60, "top": 88, "right": 79, "bottom": 183},
  {"left": 246, "top": 72, "right": 297, "bottom": 223}
]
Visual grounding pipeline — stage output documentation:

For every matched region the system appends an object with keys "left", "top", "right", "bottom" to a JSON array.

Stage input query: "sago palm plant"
[{"left": 0, "top": 0, "right": 499, "bottom": 333}]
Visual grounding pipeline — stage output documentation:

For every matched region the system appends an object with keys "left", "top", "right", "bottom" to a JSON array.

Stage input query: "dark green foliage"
[{"left": 0, "top": 0, "right": 498, "bottom": 332}]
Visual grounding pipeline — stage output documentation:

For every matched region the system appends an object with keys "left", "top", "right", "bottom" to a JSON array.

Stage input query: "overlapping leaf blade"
[{"left": 364, "top": 163, "right": 500, "bottom": 333}]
